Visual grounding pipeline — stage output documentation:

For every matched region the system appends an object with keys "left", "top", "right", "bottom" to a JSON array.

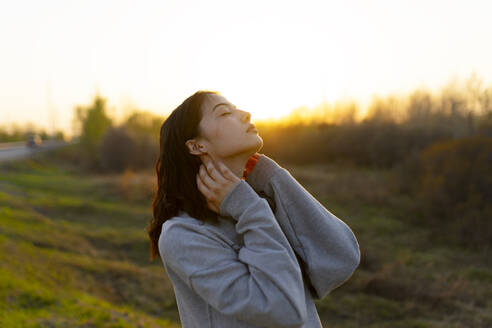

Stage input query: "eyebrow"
[{"left": 212, "top": 102, "right": 235, "bottom": 113}]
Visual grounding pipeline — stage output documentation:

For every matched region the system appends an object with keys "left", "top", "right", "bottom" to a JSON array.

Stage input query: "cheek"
[
  {"left": 214, "top": 120, "right": 238, "bottom": 139},
  {"left": 214, "top": 123, "right": 245, "bottom": 148},
  {"left": 213, "top": 124, "right": 222, "bottom": 139},
  {"left": 208, "top": 124, "right": 229, "bottom": 149}
]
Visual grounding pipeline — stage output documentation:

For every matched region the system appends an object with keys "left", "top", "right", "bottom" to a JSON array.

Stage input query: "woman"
[{"left": 147, "top": 90, "right": 361, "bottom": 328}]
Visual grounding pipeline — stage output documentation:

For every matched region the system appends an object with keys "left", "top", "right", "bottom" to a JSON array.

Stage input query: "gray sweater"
[{"left": 158, "top": 154, "right": 360, "bottom": 328}]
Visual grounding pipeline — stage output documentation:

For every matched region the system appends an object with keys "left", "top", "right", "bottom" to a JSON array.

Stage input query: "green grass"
[
  {"left": 0, "top": 154, "right": 179, "bottom": 327},
  {"left": 1, "top": 148, "right": 491, "bottom": 327}
]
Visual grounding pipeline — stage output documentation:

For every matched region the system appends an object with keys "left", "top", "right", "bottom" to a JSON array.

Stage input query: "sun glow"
[{"left": 1, "top": 1, "right": 492, "bottom": 135}]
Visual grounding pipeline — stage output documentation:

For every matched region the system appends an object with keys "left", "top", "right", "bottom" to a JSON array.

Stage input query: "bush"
[
  {"left": 132, "top": 135, "right": 158, "bottom": 170},
  {"left": 99, "top": 126, "right": 159, "bottom": 173},
  {"left": 396, "top": 136, "right": 492, "bottom": 248},
  {"left": 100, "top": 127, "right": 137, "bottom": 173},
  {"left": 258, "top": 120, "right": 456, "bottom": 169}
]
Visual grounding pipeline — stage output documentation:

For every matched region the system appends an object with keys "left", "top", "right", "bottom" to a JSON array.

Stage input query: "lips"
[{"left": 247, "top": 124, "right": 257, "bottom": 132}]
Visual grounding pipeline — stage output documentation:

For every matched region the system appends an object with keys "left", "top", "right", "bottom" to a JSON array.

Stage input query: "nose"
[{"left": 239, "top": 109, "right": 251, "bottom": 123}]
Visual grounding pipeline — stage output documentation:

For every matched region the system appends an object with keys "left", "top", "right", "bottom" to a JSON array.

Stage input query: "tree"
[{"left": 73, "top": 93, "right": 113, "bottom": 167}]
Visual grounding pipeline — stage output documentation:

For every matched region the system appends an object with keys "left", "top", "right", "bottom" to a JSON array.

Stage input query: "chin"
[
  {"left": 225, "top": 135, "right": 263, "bottom": 158},
  {"left": 236, "top": 136, "right": 263, "bottom": 157},
  {"left": 251, "top": 135, "right": 263, "bottom": 152}
]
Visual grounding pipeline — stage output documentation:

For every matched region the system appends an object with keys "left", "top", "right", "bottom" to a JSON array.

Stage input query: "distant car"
[{"left": 26, "top": 134, "right": 43, "bottom": 148}]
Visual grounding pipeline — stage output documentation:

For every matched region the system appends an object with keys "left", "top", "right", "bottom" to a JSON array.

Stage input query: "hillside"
[
  {"left": 1, "top": 147, "right": 491, "bottom": 327},
  {"left": 0, "top": 151, "right": 177, "bottom": 327}
]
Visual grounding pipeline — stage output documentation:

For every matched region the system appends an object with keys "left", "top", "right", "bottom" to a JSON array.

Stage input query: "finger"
[
  {"left": 207, "top": 202, "right": 218, "bottom": 213},
  {"left": 207, "top": 195, "right": 219, "bottom": 212},
  {"left": 204, "top": 158, "right": 226, "bottom": 183},
  {"left": 200, "top": 154, "right": 208, "bottom": 167},
  {"left": 202, "top": 160, "right": 217, "bottom": 182},
  {"left": 196, "top": 171, "right": 212, "bottom": 199},
  {"left": 201, "top": 153, "right": 212, "bottom": 165},
  {"left": 217, "top": 161, "right": 236, "bottom": 181},
  {"left": 197, "top": 173, "right": 215, "bottom": 203},
  {"left": 199, "top": 164, "right": 217, "bottom": 190}
]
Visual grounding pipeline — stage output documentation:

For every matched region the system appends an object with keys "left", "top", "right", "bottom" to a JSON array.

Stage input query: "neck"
[{"left": 215, "top": 151, "right": 253, "bottom": 179}]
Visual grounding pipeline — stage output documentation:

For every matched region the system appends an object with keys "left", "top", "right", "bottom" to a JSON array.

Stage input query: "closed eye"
[{"left": 218, "top": 104, "right": 236, "bottom": 117}]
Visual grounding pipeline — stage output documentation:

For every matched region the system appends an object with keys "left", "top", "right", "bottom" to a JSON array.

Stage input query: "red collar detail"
[{"left": 242, "top": 153, "right": 260, "bottom": 179}]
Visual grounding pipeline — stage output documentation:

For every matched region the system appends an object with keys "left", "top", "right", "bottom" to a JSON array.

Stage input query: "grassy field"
[{"left": 1, "top": 146, "right": 491, "bottom": 327}]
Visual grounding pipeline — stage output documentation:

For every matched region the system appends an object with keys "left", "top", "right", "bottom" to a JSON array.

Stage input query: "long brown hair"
[{"left": 147, "top": 90, "right": 221, "bottom": 262}]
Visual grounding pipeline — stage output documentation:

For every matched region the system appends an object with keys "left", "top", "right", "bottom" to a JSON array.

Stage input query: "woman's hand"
[{"left": 197, "top": 154, "right": 241, "bottom": 213}]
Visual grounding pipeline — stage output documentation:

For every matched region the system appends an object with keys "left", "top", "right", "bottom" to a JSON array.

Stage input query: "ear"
[{"left": 185, "top": 139, "right": 207, "bottom": 156}]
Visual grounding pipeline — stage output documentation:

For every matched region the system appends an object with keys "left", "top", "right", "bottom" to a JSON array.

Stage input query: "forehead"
[{"left": 202, "top": 94, "right": 231, "bottom": 115}]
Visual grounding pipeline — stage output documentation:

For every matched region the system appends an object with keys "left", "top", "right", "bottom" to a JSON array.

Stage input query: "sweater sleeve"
[
  {"left": 245, "top": 153, "right": 361, "bottom": 300},
  {"left": 159, "top": 180, "right": 307, "bottom": 328}
]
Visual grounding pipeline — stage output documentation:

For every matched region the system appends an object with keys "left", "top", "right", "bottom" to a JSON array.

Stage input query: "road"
[{"left": 0, "top": 140, "right": 72, "bottom": 162}]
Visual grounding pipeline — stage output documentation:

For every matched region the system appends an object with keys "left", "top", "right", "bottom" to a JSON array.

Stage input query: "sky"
[{"left": 1, "top": 0, "right": 491, "bottom": 137}]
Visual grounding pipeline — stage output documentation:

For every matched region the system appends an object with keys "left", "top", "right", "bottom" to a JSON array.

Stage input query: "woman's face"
[{"left": 187, "top": 93, "right": 263, "bottom": 159}]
